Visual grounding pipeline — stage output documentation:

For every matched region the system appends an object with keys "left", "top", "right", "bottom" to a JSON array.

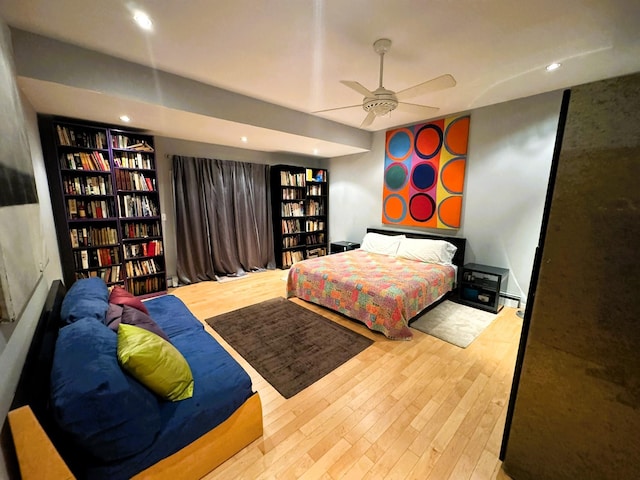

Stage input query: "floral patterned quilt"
[{"left": 286, "top": 249, "right": 455, "bottom": 340}]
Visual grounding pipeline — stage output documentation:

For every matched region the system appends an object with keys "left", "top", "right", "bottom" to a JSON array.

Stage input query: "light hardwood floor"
[{"left": 170, "top": 269, "right": 520, "bottom": 480}]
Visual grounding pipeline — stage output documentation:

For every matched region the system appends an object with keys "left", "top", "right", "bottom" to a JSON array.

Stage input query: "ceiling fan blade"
[
  {"left": 341, "top": 80, "right": 376, "bottom": 98},
  {"left": 396, "top": 74, "right": 456, "bottom": 101},
  {"left": 360, "top": 111, "right": 376, "bottom": 128},
  {"left": 313, "top": 104, "right": 362, "bottom": 114},
  {"left": 397, "top": 102, "right": 440, "bottom": 115}
]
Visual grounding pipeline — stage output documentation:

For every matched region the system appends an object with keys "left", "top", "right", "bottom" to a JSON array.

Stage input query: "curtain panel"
[{"left": 173, "top": 156, "right": 275, "bottom": 284}]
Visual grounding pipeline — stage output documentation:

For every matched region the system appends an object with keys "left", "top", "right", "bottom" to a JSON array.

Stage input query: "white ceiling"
[{"left": 2, "top": 0, "right": 639, "bottom": 157}]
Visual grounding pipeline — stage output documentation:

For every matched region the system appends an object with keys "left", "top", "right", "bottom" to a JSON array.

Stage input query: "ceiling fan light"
[{"left": 373, "top": 104, "right": 391, "bottom": 115}]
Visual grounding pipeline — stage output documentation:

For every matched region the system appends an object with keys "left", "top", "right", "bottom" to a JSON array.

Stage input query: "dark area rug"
[{"left": 206, "top": 297, "right": 373, "bottom": 398}]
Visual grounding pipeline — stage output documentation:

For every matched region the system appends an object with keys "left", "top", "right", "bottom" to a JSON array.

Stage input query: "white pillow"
[
  {"left": 396, "top": 238, "right": 457, "bottom": 264},
  {"left": 360, "top": 232, "right": 406, "bottom": 256}
]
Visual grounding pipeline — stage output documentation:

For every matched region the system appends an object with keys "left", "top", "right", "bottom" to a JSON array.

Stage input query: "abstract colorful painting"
[{"left": 382, "top": 115, "right": 470, "bottom": 229}]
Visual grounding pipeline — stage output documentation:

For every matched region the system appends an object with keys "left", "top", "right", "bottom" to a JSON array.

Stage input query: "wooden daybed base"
[{"left": 8, "top": 393, "right": 263, "bottom": 480}]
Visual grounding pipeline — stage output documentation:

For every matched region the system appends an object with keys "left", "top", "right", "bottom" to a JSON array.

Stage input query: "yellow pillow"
[{"left": 117, "top": 324, "right": 194, "bottom": 401}]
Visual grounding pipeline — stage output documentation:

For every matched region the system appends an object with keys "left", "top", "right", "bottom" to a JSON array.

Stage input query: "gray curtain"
[{"left": 173, "top": 156, "right": 275, "bottom": 284}]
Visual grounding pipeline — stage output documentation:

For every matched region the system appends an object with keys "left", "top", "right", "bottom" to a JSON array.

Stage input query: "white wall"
[
  {"left": 0, "top": 19, "right": 63, "bottom": 478},
  {"left": 328, "top": 91, "right": 563, "bottom": 303}
]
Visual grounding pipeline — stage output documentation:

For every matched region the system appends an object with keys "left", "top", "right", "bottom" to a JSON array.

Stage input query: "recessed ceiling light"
[
  {"left": 133, "top": 11, "right": 153, "bottom": 31},
  {"left": 241, "top": 136, "right": 248, "bottom": 143},
  {"left": 120, "top": 115, "right": 130, "bottom": 122},
  {"left": 313, "top": 148, "right": 319, "bottom": 155},
  {"left": 546, "top": 62, "right": 561, "bottom": 72}
]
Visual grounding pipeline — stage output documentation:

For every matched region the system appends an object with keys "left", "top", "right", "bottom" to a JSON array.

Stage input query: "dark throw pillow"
[
  {"left": 105, "top": 303, "right": 170, "bottom": 343},
  {"left": 108, "top": 285, "right": 149, "bottom": 314}
]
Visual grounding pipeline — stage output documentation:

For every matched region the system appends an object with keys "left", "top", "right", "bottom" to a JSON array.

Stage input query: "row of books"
[
  {"left": 121, "top": 221, "right": 162, "bottom": 240},
  {"left": 124, "top": 240, "right": 163, "bottom": 259},
  {"left": 113, "top": 152, "right": 154, "bottom": 169},
  {"left": 306, "top": 233, "right": 325, "bottom": 245},
  {"left": 63, "top": 175, "right": 112, "bottom": 196},
  {"left": 125, "top": 258, "right": 162, "bottom": 278},
  {"left": 282, "top": 250, "right": 304, "bottom": 267},
  {"left": 67, "top": 199, "right": 114, "bottom": 219},
  {"left": 281, "top": 202, "right": 305, "bottom": 217},
  {"left": 115, "top": 169, "right": 155, "bottom": 192},
  {"left": 307, "top": 184, "right": 324, "bottom": 196},
  {"left": 118, "top": 194, "right": 159, "bottom": 218},
  {"left": 75, "top": 265, "right": 122, "bottom": 284},
  {"left": 60, "top": 151, "right": 110, "bottom": 171},
  {"left": 112, "top": 135, "right": 155, "bottom": 152},
  {"left": 306, "top": 247, "right": 327, "bottom": 258},
  {"left": 281, "top": 188, "right": 304, "bottom": 200},
  {"left": 280, "top": 171, "right": 306, "bottom": 186},
  {"left": 282, "top": 219, "right": 302, "bottom": 234},
  {"left": 70, "top": 226, "right": 118, "bottom": 248},
  {"left": 73, "top": 247, "right": 121, "bottom": 270},
  {"left": 305, "top": 219, "right": 325, "bottom": 232},
  {"left": 126, "top": 276, "right": 165, "bottom": 296},
  {"left": 56, "top": 125, "right": 107, "bottom": 149},
  {"left": 282, "top": 235, "right": 301, "bottom": 248},
  {"left": 306, "top": 200, "right": 324, "bottom": 216}
]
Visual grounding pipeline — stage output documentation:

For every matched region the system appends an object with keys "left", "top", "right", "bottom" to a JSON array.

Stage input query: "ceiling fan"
[{"left": 316, "top": 38, "right": 456, "bottom": 127}]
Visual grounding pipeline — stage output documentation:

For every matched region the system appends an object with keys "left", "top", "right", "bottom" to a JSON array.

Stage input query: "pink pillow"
[{"left": 109, "top": 286, "right": 149, "bottom": 314}]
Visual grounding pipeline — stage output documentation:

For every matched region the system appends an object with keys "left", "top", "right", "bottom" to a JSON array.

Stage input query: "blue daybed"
[{"left": 7, "top": 278, "right": 263, "bottom": 480}]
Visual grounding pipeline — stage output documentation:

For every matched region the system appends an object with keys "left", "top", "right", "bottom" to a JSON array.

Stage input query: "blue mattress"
[{"left": 87, "top": 295, "right": 254, "bottom": 480}]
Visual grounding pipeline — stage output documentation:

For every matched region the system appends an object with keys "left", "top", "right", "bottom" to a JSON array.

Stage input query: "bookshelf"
[
  {"left": 39, "top": 116, "right": 166, "bottom": 297},
  {"left": 270, "top": 165, "right": 328, "bottom": 268}
]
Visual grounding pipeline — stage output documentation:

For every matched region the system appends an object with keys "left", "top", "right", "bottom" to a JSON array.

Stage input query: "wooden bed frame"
[{"left": 6, "top": 280, "right": 263, "bottom": 480}]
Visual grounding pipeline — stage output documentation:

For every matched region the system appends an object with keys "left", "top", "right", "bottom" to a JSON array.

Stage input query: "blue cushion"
[
  {"left": 50, "top": 318, "right": 161, "bottom": 462},
  {"left": 60, "top": 278, "right": 109, "bottom": 325},
  {"left": 84, "top": 295, "right": 254, "bottom": 479},
  {"left": 144, "top": 295, "right": 205, "bottom": 337}
]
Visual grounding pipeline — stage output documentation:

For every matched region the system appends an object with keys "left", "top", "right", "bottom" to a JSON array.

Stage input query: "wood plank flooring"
[{"left": 170, "top": 269, "right": 521, "bottom": 480}]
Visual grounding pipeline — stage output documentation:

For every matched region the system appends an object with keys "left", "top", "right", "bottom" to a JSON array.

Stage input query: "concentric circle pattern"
[
  {"left": 411, "top": 162, "right": 437, "bottom": 191},
  {"left": 386, "top": 128, "right": 413, "bottom": 161},
  {"left": 382, "top": 115, "right": 470, "bottom": 229},
  {"left": 383, "top": 194, "right": 407, "bottom": 223},
  {"left": 414, "top": 125, "right": 443, "bottom": 159},
  {"left": 384, "top": 162, "right": 408, "bottom": 190},
  {"left": 440, "top": 157, "right": 465, "bottom": 194},
  {"left": 438, "top": 196, "right": 463, "bottom": 228},
  {"left": 444, "top": 116, "right": 470, "bottom": 155},
  {"left": 409, "top": 193, "right": 436, "bottom": 222}
]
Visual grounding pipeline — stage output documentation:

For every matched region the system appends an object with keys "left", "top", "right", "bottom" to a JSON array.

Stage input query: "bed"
[
  {"left": 286, "top": 228, "right": 466, "bottom": 340},
  {"left": 7, "top": 279, "right": 263, "bottom": 480}
]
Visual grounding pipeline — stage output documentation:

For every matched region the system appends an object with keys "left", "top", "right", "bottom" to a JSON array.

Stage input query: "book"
[
  {"left": 70, "top": 229, "right": 79, "bottom": 248},
  {"left": 80, "top": 250, "right": 89, "bottom": 269},
  {"left": 68, "top": 199, "right": 77, "bottom": 218}
]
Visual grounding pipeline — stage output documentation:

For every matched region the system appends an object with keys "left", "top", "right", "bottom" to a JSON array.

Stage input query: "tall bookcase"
[
  {"left": 39, "top": 116, "right": 166, "bottom": 297},
  {"left": 270, "top": 164, "right": 328, "bottom": 268}
]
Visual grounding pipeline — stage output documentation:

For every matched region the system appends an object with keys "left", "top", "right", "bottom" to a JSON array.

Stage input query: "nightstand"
[
  {"left": 458, "top": 263, "right": 509, "bottom": 313},
  {"left": 330, "top": 241, "right": 360, "bottom": 254}
]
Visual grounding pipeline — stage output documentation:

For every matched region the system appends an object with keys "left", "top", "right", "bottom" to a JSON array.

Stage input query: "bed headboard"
[{"left": 366, "top": 227, "right": 466, "bottom": 271}]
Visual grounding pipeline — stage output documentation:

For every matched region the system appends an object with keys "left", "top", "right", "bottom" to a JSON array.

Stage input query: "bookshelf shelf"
[
  {"left": 270, "top": 165, "right": 328, "bottom": 268},
  {"left": 39, "top": 115, "right": 166, "bottom": 296}
]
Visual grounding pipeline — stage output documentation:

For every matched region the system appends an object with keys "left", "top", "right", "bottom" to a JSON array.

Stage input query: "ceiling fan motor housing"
[{"left": 363, "top": 88, "right": 398, "bottom": 115}]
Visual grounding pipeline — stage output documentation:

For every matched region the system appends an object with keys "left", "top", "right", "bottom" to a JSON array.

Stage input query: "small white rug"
[{"left": 411, "top": 300, "right": 497, "bottom": 348}]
